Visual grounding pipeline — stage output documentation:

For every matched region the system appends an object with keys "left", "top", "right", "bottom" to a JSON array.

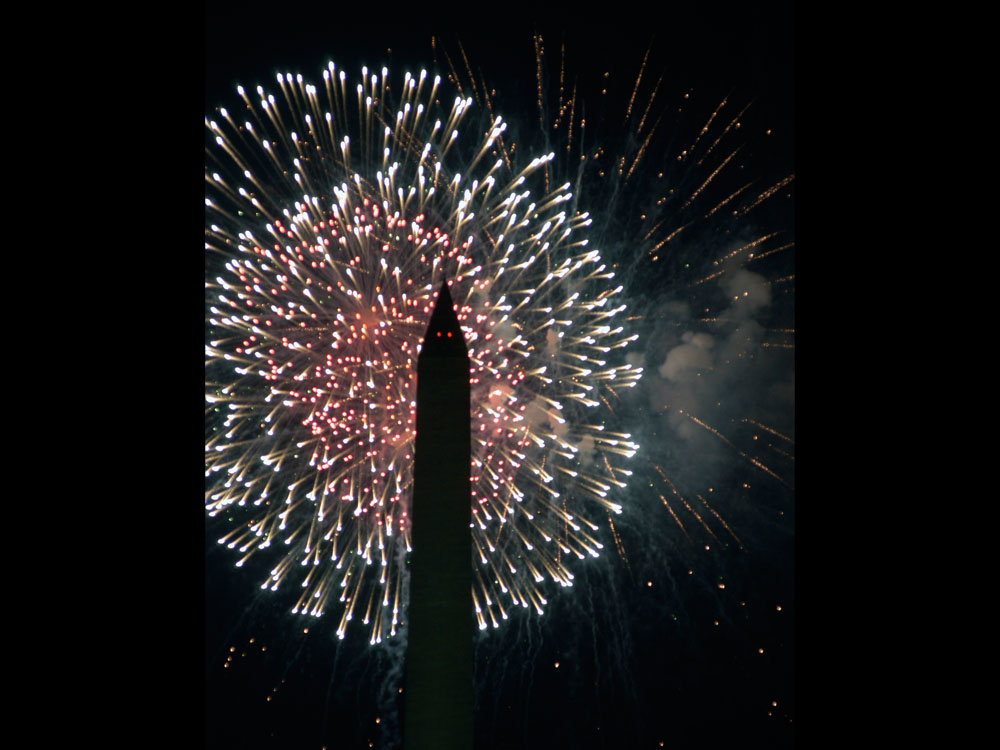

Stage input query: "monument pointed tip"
[{"left": 420, "top": 277, "right": 467, "bottom": 356}]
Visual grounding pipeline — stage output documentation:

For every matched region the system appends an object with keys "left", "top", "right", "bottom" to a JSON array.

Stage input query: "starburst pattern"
[{"left": 206, "top": 64, "right": 641, "bottom": 643}]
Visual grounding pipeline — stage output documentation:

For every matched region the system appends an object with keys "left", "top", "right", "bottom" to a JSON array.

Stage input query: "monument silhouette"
[{"left": 403, "top": 280, "right": 473, "bottom": 750}]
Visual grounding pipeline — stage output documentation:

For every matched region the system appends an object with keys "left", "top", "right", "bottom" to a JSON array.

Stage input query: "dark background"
[{"left": 202, "top": 2, "right": 796, "bottom": 749}]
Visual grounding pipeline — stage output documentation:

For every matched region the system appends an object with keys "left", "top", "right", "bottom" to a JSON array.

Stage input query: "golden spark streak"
[
  {"left": 741, "top": 175, "right": 795, "bottom": 216},
  {"left": 742, "top": 419, "right": 794, "bottom": 444},
  {"left": 697, "top": 493, "right": 743, "bottom": 549},
  {"left": 681, "top": 411, "right": 790, "bottom": 487}
]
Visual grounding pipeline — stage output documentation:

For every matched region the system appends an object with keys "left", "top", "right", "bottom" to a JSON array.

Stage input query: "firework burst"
[{"left": 205, "top": 64, "right": 642, "bottom": 644}]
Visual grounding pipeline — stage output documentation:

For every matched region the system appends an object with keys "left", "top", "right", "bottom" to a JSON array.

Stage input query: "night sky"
[{"left": 204, "top": 3, "right": 795, "bottom": 748}]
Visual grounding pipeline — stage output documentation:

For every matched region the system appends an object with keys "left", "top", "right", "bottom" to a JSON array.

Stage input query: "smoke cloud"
[{"left": 633, "top": 258, "right": 794, "bottom": 488}]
